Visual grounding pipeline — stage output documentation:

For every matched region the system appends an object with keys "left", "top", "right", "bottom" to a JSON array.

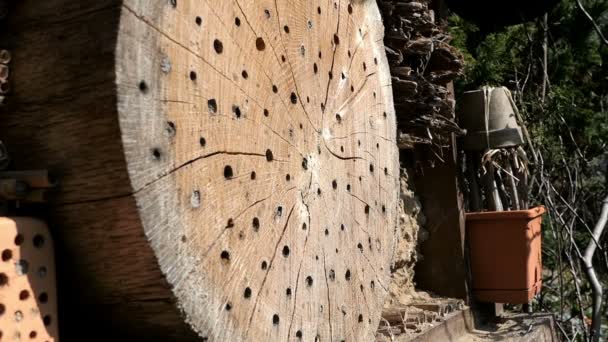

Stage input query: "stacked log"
[
  {"left": 0, "top": 1, "right": 400, "bottom": 341},
  {"left": 379, "top": 0, "right": 465, "bottom": 149}
]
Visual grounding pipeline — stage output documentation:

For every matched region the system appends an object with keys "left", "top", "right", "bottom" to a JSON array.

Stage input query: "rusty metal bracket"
[{"left": 0, "top": 170, "right": 55, "bottom": 203}]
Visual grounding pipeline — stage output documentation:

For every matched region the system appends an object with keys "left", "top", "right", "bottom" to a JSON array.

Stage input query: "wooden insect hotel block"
[
  {"left": 0, "top": 218, "right": 59, "bottom": 341},
  {"left": 0, "top": 1, "right": 400, "bottom": 340}
]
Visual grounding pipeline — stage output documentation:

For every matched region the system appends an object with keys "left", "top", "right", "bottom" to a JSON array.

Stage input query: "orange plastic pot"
[{"left": 466, "top": 206, "right": 545, "bottom": 304}]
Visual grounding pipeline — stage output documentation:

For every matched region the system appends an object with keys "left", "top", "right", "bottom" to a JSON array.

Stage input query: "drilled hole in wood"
[
  {"left": 208, "top": 99, "right": 217, "bottom": 113},
  {"left": 335, "top": 113, "right": 342, "bottom": 123},
  {"left": 165, "top": 121, "right": 176, "bottom": 138},
  {"left": 225, "top": 302, "right": 232, "bottom": 311},
  {"left": 138, "top": 81, "right": 148, "bottom": 93},
  {"left": 199, "top": 137, "right": 206, "bottom": 147},
  {"left": 341, "top": 72, "right": 346, "bottom": 80},
  {"left": 307, "top": 20, "right": 313, "bottom": 29},
  {"left": 370, "top": 281, "right": 375, "bottom": 289},
  {"left": 302, "top": 222, "right": 307, "bottom": 230},
  {"left": 321, "top": 103, "right": 325, "bottom": 111},
  {"left": 317, "top": 6, "right": 321, "bottom": 14},
  {"left": 306, "top": 276, "right": 313, "bottom": 287},
  {"left": 235, "top": 17, "right": 241, "bottom": 26},
  {"left": 272, "top": 85, "right": 278, "bottom": 93},
  {"left": 264, "top": 9, "right": 271, "bottom": 19},
  {"left": 256, "top": 37, "right": 266, "bottom": 51},
  {"left": 345, "top": 270, "right": 351, "bottom": 281},
  {"left": 281, "top": 55, "right": 286, "bottom": 62},
  {"left": 363, "top": 62, "right": 367, "bottom": 71},
  {"left": 261, "top": 261, "right": 268, "bottom": 270},
  {"left": 213, "top": 39, "right": 223, "bottom": 54},
  {"left": 346, "top": 184, "right": 351, "bottom": 191},
  {"left": 329, "top": 269, "right": 335, "bottom": 281},
  {"left": 318, "top": 50, "right": 322, "bottom": 59},
  {"left": 250, "top": 171, "right": 256, "bottom": 180},
  {"left": 373, "top": 92, "right": 376, "bottom": 99},
  {"left": 340, "top": 224, "right": 345, "bottom": 231},
  {"left": 232, "top": 105, "right": 241, "bottom": 118},
  {"left": 313, "top": 63, "right": 318, "bottom": 74},
  {"left": 263, "top": 109, "right": 269, "bottom": 117},
  {"left": 226, "top": 219, "right": 234, "bottom": 229},
  {"left": 317, "top": 188, "right": 322, "bottom": 196},
  {"left": 382, "top": 205, "right": 386, "bottom": 213},
  {"left": 29, "top": 331, "right": 37, "bottom": 339},
  {"left": 195, "top": 16, "right": 202, "bottom": 26},
  {"left": 252, "top": 217, "right": 260, "bottom": 231},
  {"left": 374, "top": 57, "right": 378, "bottom": 65},
  {"left": 325, "top": 228, "right": 329, "bottom": 236},
  {"left": 241, "top": 70, "right": 248, "bottom": 79},
  {"left": 0, "top": 304, "right": 4, "bottom": 316},
  {"left": 302, "top": 158, "right": 308, "bottom": 170},
  {"left": 332, "top": 180, "right": 337, "bottom": 189},
  {"left": 181, "top": 235, "right": 187, "bottom": 243},
  {"left": 296, "top": 330, "right": 303, "bottom": 339},
  {"left": 384, "top": 167, "right": 388, "bottom": 175},
  {"left": 244, "top": 287, "right": 252, "bottom": 299},
  {"left": 370, "top": 164, "right": 374, "bottom": 173},
  {"left": 220, "top": 250, "right": 230, "bottom": 261},
  {"left": 351, "top": 85, "right": 354, "bottom": 92},
  {"left": 284, "top": 25, "right": 290, "bottom": 33},
  {"left": 286, "top": 287, "right": 292, "bottom": 297},
  {"left": 273, "top": 314, "right": 280, "bottom": 325},
  {"left": 340, "top": 146, "right": 344, "bottom": 153},
  {"left": 333, "top": 34, "right": 340, "bottom": 45},
  {"left": 357, "top": 243, "right": 363, "bottom": 252},
  {"left": 290, "top": 92, "right": 298, "bottom": 104},
  {"left": 383, "top": 111, "right": 387, "bottom": 118},
  {"left": 286, "top": 174, "right": 291, "bottom": 181},
  {"left": 191, "top": 190, "right": 201, "bottom": 208},
  {"left": 282, "top": 246, "right": 290, "bottom": 257},
  {"left": 348, "top": 4, "right": 353, "bottom": 14},
  {"left": 170, "top": 0, "right": 177, "bottom": 8},
  {"left": 189, "top": 70, "right": 197, "bottom": 82},
  {"left": 364, "top": 205, "right": 370, "bottom": 214},
  {"left": 328, "top": 71, "right": 333, "bottom": 80},
  {"left": 224, "top": 165, "right": 234, "bottom": 179},
  {"left": 1, "top": 249, "right": 11, "bottom": 262},
  {"left": 19, "top": 290, "right": 29, "bottom": 301}
]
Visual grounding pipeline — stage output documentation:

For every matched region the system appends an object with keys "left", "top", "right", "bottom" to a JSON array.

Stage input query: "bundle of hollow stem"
[{"left": 465, "top": 146, "right": 529, "bottom": 212}]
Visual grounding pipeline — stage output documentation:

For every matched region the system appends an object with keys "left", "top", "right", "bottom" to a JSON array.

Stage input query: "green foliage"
[{"left": 450, "top": 1, "right": 608, "bottom": 339}]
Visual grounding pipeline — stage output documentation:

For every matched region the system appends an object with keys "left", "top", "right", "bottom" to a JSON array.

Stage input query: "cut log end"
[{"left": 114, "top": 0, "right": 399, "bottom": 340}]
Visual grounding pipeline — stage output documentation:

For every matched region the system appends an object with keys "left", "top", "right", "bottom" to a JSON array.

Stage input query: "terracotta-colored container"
[{"left": 466, "top": 206, "right": 545, "bottom": 304}]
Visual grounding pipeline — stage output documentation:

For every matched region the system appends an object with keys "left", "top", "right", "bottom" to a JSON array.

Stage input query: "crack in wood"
[{"left": 245, "top": 203, "right": 296, "bottom": 337}]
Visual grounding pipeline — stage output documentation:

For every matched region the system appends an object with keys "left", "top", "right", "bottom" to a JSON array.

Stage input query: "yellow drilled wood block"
[{"left": 0, "top": 217, "right": 58, "bottom": 341}]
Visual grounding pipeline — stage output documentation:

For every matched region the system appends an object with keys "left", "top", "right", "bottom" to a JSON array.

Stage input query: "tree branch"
[
  {"left": 576, "top": 0, "right": 608, "bottom": 47},
  {"left": 583, "top": 195, "right": 608, "bottom": 342}
]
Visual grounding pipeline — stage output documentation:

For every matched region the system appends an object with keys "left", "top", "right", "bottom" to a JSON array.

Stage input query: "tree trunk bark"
[{"left": 0, "top": 0, "right": 399, "bottom": 340}]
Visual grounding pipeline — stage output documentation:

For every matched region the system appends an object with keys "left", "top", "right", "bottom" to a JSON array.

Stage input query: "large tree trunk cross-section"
[{"left": 1, "top": 0, "right": 399, "bottom": 340}]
